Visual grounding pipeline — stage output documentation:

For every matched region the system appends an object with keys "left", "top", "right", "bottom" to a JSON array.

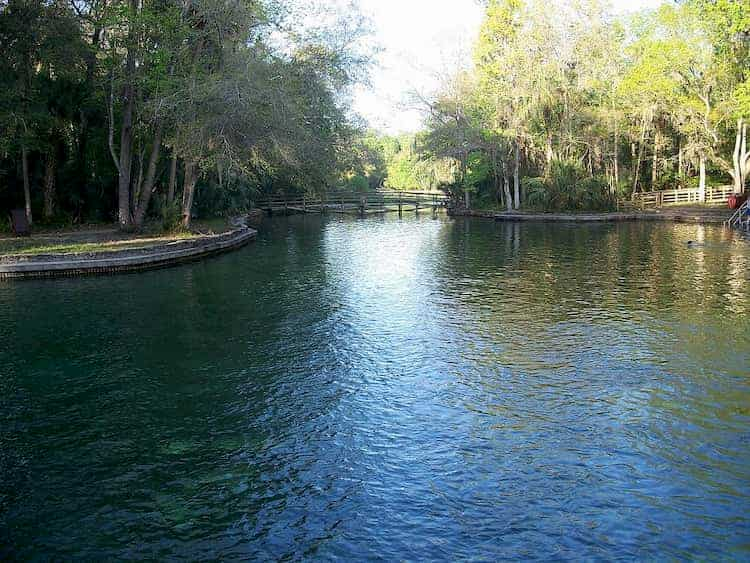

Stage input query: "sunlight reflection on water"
[{"left": 0, "top": 214, "right": 748, "bottom": 560}]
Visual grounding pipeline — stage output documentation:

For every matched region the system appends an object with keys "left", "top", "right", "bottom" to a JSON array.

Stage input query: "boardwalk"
[{"left": 260, "top": 189, "right": 448, "bottom": 216}]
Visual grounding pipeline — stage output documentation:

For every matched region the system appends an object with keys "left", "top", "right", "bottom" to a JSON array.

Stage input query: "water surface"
[{"left": 1, "top": 215, "right": 749, "bottom": 559}]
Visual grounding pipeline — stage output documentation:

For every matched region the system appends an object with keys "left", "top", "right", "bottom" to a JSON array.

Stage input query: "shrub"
[
  {"left": 578, "top": 176, "right": 612, "bottom": 211},
  {"left": 653, "top": 171, "right": 680, "bottom": 192},
  {"left": 524, "top": 159, "right": 615, "bottom": 212},
  {"left": 157, "top": 197, "right": 183, "bottom": 233},
  {"left": 522, "top": 177, "right": 548, "bottom": 209},
  {"left": 347, "top": 174, "right": 369, "bottom": 191}
]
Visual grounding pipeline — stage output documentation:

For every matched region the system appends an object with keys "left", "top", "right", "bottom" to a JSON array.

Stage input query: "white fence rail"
[{"left": 632, "top": 185, "right": 735, "bottom": 209}]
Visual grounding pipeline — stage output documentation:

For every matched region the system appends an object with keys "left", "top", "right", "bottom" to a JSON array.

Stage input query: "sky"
[{"left": 352, "top": 0, "right": 665, "bottom": 135}]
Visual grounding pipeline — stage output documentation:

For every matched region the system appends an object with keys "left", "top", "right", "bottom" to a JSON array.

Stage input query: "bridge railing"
[{"left": 259, "top": 189, "right": 448, "bottom": 210}]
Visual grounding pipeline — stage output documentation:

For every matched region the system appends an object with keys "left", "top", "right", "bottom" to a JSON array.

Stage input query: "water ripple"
[{"left": 1, "top": 215, "right": 749, "bottom": 560}]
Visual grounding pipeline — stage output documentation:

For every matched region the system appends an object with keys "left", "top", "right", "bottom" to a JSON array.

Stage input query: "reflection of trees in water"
[
  {"left": 439, "top": 219, "right": 748, "bottom": 321},
  {"left": 435, "top": 219, "right": 750, "bottom": 534},
  {"left": 433, "top": 218, "right": 749, "bottom": 381}
]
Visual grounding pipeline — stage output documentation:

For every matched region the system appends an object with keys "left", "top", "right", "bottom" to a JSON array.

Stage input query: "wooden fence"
[{"left": 632, "top": 185, "right": 735, "bottom": 209}]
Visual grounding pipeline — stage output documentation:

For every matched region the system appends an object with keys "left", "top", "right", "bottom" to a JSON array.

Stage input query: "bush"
[
  {"left": 523, "top": 159, "right": 615, "bottom": 212},
  {"left": 156, "top": 196, "right": 183, "bottom": 233},
  {"left": 346, "top": 174, "right": 369, "bottom": 191},
  {"left": 578, "top": 176, "right": 612, "bottom": 211},
  {"left": 522, "top": 177, "right": 548, "bottom": 209}
]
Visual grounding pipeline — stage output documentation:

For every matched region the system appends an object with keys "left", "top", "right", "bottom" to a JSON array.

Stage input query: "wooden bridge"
[{"left": 259, "top": 189, "right": 448, "bottom": 216}]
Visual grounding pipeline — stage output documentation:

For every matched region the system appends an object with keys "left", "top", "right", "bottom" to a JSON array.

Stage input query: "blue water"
[{"left": 1, "top": 214, "right": 749, "bottom": 560}]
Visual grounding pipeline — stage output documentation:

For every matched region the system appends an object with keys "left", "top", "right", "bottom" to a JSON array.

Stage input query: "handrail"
[
  {"left": 260, "top": 190, "right": 448, "bottom": 206},
  {"left": 724, "top": 198, "right": 749, "bottom": 228}
]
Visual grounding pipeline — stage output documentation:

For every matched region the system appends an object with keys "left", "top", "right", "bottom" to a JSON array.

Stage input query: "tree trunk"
[
  {"left": 632, "top": 112, "right": 648, "bottom": 196},
  {"left": 651, "top": 127, "right": 659, "bottom": 189},
  {"left": 741, "top": 122, "right": 748, "bottom": 190},
  {"left": 513, "top": 140, "right": 521, "bottom": 209},
  {"left": 133, "top": 146, "right": 144, "bottom": 214},
  {"left": 699, "top": 154, "right": 706, "bottom": 203},
  {"left": 503, "top": 167, "right": 513, "bottom": 212},
  {"left": 117, "top": 89, "right": 135, "bottom": 228},
  {"left": 133, "top": 123, "right": 164, "bottom": 229},
  {"left": 461, "top": 152, "right": 469, "bottom": 210},
  {"left": 491, "top": 146, "right": 500, "bottom": 205},
  {"left": 168, "top": 154, "right": 178, "bottom": 203},
  {"left": 78, "top": 25, "right": 102, "bottom": 187},
  {"left": 613, "top": 140, "right": 619, "bottom": 194},
  {"left": 545, "top": 133, "right": 554, "bottom": 175},
  {"left": 21, "top": 144, "right": 32, "bottom": 225},
  {"left": 735, "top": 119, "right": 749, "bottom": 193},
  {"left": 117, "top": 0, "right": 138, "bottom": 230},
  {"left": 43, "top": 151, "right": 56, "bottom": 219},
  {"left": 612, "top": 101, "right": 619, "bottom": 193},
  {"left": 677, "top": 137, "right": 683, "bottom": 181},
  {"left": 181, "top": 161, "right": 198, "bottom": 228}
]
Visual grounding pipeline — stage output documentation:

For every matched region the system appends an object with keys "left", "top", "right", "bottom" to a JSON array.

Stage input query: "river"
[{"left": 1, "top": 214, "right": 748, "bottom": 559}]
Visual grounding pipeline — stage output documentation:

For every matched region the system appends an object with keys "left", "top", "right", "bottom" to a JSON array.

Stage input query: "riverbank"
[
  {"left": 0, "top": 215, "right": 258, "bottom": 280},
  {"left": 450, "top": 206, "right": 733, "bottom": 224}
]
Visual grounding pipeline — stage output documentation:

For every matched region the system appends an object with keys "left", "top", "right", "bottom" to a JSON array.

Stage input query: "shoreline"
[
  {"left": 450, "top": 207, "right": 732, "bottom": 224},
  {"left": 0, "top": 216, "right": 257, "bottom": 280}
]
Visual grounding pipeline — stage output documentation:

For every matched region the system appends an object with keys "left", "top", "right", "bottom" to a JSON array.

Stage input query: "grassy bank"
[{"left": 0, "top": 218, "right": 232, "bottom": 257}]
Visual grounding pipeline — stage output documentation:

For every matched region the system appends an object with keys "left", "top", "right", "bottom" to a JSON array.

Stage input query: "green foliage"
[
  {"left": 464, "top": 152, "right": 492, "bottom": 190},
  {"left": 155, "top": 197, "right": 183, "bottom": 233},
  {"left": 416, "top": 0, "right": 748, "bottom": 210},
  {"left": 0, "top": 0, "right": 372, "bottom": 225},
  {"left": 523, "top": 160, "right": 614, "bottom": 212},
  {"left": 348, "top": 131, "right": 455, "bottom": 192},
  {"left": 345, "top": 174, "right": 370, "bottom": 191},
  {"left": 653, "top": 171, "right": 684, "bottom": 192},
  {"left": 522, "top": 177, "right": 548, "bottom": 209}
]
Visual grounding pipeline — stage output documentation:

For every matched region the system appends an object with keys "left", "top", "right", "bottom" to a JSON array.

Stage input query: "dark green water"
[{"left": 1, "top": 214, "right": 749, "bottom": 560}]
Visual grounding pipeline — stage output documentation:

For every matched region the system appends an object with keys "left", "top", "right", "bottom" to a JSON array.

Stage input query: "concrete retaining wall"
[
  {"left": 0, "top": 222, "right": 257, "bottom": 280},
  {"left": 450, "top": 209, "right": 730, "bottom": 224}
]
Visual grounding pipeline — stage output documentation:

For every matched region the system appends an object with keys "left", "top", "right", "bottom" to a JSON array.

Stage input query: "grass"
[{"left": 0, "top": 217, "right": 233, "bottom": 257}]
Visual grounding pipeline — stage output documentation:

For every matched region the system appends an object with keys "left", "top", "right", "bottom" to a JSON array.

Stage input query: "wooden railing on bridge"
[
  {"left": 258, "top": 189, "right": 448, "bottom": 215},
  {"left": 632, "top": 185, "right": 735, "bottom": 209}
]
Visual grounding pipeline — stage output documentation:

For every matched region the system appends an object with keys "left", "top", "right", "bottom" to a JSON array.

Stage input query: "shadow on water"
[{"left": 0, "top": 214, "right": 748, "bottom": 559}]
